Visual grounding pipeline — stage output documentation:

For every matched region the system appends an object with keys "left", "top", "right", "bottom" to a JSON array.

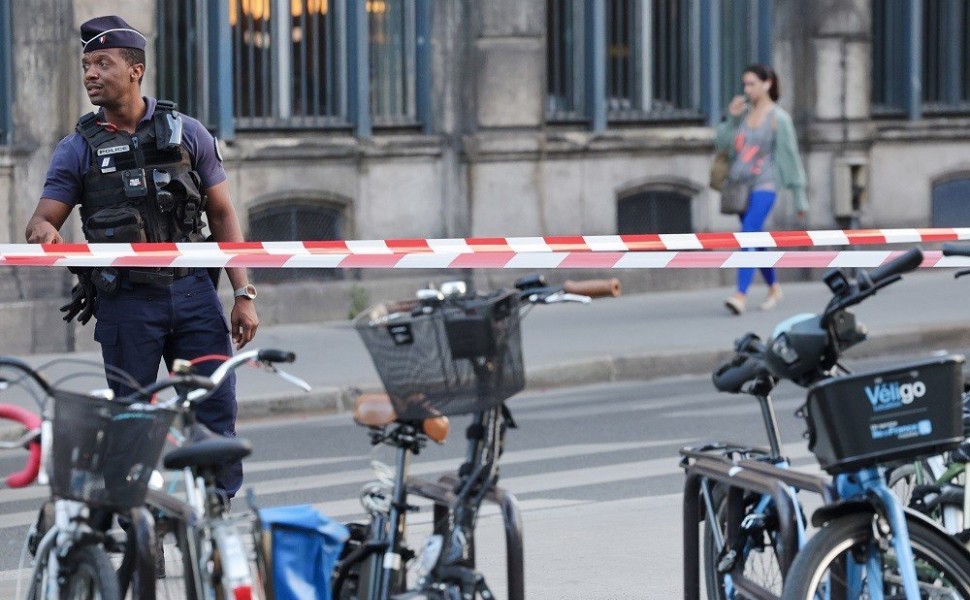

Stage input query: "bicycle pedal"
[{"left": 717, "top": 549, "right": 737, "bottom": 574}]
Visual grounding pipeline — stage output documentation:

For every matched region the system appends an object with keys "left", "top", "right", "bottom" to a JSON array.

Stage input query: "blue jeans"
[
  {"left": 93, "top": 270, "right": 241, "bottom": 496},
  {"left": 737, "top": 189, "right": 778, "bottom": 294}
]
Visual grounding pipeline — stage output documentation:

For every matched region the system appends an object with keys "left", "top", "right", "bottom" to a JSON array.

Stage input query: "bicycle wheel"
[
  {"left": 703, "top": 484, "right": 784, "bottom": 599},
  {"left": 60, "top": 545, "right": 122, "bottom": 600},
  {"left": 116, "top": 508, "right": 158, "bottom": 600},
  {"left": 782, "top": 512, "right": 970, "bottom": 599},
  {"left": 149, "top": 512, "right": 204, "bottom": 600}
]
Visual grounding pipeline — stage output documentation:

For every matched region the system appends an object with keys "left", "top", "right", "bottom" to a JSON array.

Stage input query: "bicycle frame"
[
  {"left": 682, "top": 385, "right": 818, "bottom": 600},
  {"left": 833, "top": 468, "right": 923, "bottom": 599}
]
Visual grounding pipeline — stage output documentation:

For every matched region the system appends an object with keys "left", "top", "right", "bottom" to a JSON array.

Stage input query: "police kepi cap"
[{"left": 80, "top": 16, "right": 147, "bottom": 53}]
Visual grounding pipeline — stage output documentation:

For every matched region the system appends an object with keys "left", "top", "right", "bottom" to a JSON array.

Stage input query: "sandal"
[
  {"left": 724, "top": 296, "right": 745, "bottom": 315},
  {"left": 760, "top": 287, "right": 783, "bottom": 311}
]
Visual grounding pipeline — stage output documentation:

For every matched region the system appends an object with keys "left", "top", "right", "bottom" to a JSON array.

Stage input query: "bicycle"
[
  {"left": 118, "top": 348, "right": 310, "bottom": 600},
  {"left": 880, "top": 242, "right": 970, "bottom": 547},
  {"left": 681, "top": 332, "right": 819, "bottom": 599},
  {"left": 684, "top": 247, "right": 970, "bottom": 599},
  {"left": 0, "top": 355, "right": 175, "bottom": 600},
  {"left": 328, "top": 275, "right": 620, "bottom": 600}
]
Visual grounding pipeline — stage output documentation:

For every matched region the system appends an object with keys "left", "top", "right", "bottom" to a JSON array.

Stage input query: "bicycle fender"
[
  {"left": 810, "top": 499, "right": 872, "bottom": 528},
  {"left": 812, "top": 503, "right": 970, "bottom": 561},
  {"left": 901, "top": 506, "right": 970, "bottom": 560}
]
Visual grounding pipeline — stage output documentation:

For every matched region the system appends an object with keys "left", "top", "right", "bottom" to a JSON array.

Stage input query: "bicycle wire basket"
[
  {"left": 354, "top": 290, "right": 525, "bottom": 421},
  {"left": 804, "top": 355, "right": 965, "bottom": 475},
  {"left": 47, "top": 389, "right": 177, "bottom": 510}
]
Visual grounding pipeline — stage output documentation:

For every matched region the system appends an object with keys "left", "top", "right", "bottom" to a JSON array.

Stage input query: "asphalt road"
[{"left": 0, "top": 374, "right": 825, "bottom": 599}]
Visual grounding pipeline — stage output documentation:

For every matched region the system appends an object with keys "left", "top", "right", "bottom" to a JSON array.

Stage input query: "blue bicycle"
[{"left": 687, "top": 247, "right": 970, "bottom": 599}]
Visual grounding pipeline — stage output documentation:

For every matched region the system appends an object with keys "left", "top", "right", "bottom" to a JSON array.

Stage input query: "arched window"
[
  {"left": 932, "top": 176, "right": 970, "bottom": 227},
  {"left": 616, "top": 188, "right": 693, "bottom": 234},
  {"left": 248, "top": 199, "right": 346, "bottom": 283}
]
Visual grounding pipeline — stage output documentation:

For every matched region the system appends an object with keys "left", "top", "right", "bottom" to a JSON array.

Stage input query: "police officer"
[{"left": 25, "top": 15, "right": 258, "bottom": 497}]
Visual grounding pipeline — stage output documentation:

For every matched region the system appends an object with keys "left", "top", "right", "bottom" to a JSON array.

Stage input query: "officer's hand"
[
  {"left": 27, "top": 222, "right": 64, "bottom": 244},
  {"left": 230, "top": 300, "right": 259, "bottom": 350},
  {"left": 59, "top": 272, "right": 96, "bottom": 325}
]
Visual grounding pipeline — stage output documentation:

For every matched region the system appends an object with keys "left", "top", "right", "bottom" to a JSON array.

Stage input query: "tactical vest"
[{"left": 76, "top": 101, "right": 206, "bottom": 245}]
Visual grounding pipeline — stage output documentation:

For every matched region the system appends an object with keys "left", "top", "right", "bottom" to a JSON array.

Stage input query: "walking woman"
[{"left": 716, "top": 64, "right": 807, "bottom": 315}]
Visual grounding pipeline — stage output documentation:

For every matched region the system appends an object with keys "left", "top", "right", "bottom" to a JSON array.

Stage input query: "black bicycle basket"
[
  {"left": 804, "top": 355, "right": 964, "bottom": 474},
  {"left": 47, "top": 389, "right": 176, "bottom": 510},
  {"left": 354, "top": 290, "right": 525, "bottom": 421}
]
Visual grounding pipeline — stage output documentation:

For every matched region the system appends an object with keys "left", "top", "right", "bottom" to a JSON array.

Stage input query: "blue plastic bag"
[{"left": 259, "top": 504, "right": 350, "bottom": 600}]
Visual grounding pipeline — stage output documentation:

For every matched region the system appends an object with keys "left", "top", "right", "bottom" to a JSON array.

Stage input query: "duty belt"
[{"left": 123, "top": 267, "right": 199, "bottom": 287}]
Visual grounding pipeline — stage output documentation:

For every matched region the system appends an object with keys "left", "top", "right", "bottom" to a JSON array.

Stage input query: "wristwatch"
[{"left": 233, "top": 284, "right": 257, "bottom": 300}]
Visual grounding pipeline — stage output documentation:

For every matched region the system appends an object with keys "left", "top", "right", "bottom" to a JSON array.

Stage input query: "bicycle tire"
[
  {"left": 886, "top": 462, "right": 920, "bottom": 507},
  {"left": 116, "top": 508, "right": 158, "bottom": 600},
  {"left": 781, "top": 511, "right": 970, "bottom": 599},
  {"left": 58, "top": 544, "right": 122, "bottom": 600},
  {"left": 703, "top": 484, "right": 784, "bottom": 599}
]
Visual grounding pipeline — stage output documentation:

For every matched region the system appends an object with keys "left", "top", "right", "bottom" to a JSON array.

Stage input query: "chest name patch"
[{"left": 96, "top": 144, "right": 131, "bottom": 157}]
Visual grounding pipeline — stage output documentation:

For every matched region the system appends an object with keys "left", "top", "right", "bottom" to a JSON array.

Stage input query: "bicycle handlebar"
[
  {"left": 711, "top": 333, "right": 771, "bottom": 394},
  {"left": 869, "top": 247, "right": 924, "bottom": 285},
  {"left": 256, "top": 349, "right": 296, "bottom": 364},
  {"left": 562, "top": 278, "right": 621, "bottom": 298},
  {"left": 0, "top": 404, "right": 41, "bottom": 488},
  {"left": 0, "top": 357, "right": 53, "bottom": 395},
  {"left": 182, "top": 348, "right": 307, "bottom": 405},
  {"left": 943, "top": 243, "right": 970, "bottom": 258},
  {"left": 821, "top": 247, "right": 924, "bottom": 326},
  {"left": 712, "top": 355, "right": 769, "bottom": 394},
  {"left": 135, "top": 374, "right": 217, "bottom": 399}
]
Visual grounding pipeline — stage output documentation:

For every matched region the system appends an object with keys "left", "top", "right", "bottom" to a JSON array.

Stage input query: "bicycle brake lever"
[
  {"left": 268, "top": 365, "right": 312, "bottom": 392},
  {"left": 955, "top": 269, "right": 970, "bottom": 279},
  {"left": 536, "top": 291, "right": 591, "bottom": 304}
]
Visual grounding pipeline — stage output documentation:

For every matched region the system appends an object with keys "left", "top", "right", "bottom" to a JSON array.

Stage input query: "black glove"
[{"left": 60, "top": 268, "right": 96, "bottom": 325}]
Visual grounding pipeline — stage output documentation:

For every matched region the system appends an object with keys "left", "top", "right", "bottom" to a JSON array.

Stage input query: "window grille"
[
  {"left": 159, "top": 0, "right": 428, "bottom": 132},
  {"left": 248, "top": 200, "right": 345, "bottom": 283},
  {"left": 546, "top": 0, "right": 586, "bottom": 121},
  {"left": 369, "top": 0, "right": 418, "bottom": 125},
  {"left": 0, "top": 0, "right": 13, "bottom": 144},
  {"left": 157, "top": 0, "right": 206, "bottom": 122},
  {"left": 718, "top": 1, "right": 761, "bottom": 117},
  {"left": 617, "top": 190, "right": 692, "bottom": 234},
  {"left": 921, "top": 0, "right": 970, "bottom": 112}
]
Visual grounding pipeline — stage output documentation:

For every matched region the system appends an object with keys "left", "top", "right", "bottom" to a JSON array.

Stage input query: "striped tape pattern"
[{"left": 0, "top": 246, "right": 968, "bottom": 269}]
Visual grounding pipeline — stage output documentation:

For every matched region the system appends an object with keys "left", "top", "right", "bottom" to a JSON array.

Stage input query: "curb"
[
  {"left": 3, "top": 325, "right": 969, "bottom": 440},
  {"left": 233, "top": 325, "right": 970, "bottom": 423}
]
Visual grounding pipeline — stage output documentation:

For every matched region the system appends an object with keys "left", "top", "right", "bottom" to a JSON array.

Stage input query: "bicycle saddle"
[
  {"left": 354, "top": 393, "right": 450, "bottom": 443},
  {"left": 162, "top": 423, "right": 252, "bottom": 471}
]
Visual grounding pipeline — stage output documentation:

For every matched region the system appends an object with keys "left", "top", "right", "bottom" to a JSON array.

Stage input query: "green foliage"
[{"left": 348, "top": 284, "right": 369, "bottom": 320}]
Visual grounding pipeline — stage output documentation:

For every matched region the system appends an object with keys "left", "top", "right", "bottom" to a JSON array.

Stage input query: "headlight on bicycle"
[
  {"left": 416, "top": 534, "right": 444, "bottom": 578},
  {"left": 359, "top": 481, "right": 392, "bottom": 516}
]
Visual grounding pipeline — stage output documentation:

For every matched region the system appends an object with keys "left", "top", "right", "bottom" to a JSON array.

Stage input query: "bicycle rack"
[
  {"left": 407, "top": 473, "right": 524, "bottom": 600},
  {"left": 681, "top": 448, "right": 836, "bottom": 600}
]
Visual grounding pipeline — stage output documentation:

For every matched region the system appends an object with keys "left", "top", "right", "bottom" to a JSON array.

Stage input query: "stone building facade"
[{"left": 0, "top": 0, "right": 968, "bottom": 352}]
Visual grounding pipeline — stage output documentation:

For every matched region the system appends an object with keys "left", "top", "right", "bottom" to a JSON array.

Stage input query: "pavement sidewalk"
[{"left": 3, "top": 269, "right": 970, "bottom": 432}]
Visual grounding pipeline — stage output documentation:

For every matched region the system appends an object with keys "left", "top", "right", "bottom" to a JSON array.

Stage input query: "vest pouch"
[{"left": 85, "top": 207, "right": 148, "bottom": 243}]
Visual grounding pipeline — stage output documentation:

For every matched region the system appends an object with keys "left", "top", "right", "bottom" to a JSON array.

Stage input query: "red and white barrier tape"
[
  {"left": 0, "top": 245, "right": 968, "bottom": 269},
  {"left": 4, "top": 227, "right": 969, "bottom": 262}
]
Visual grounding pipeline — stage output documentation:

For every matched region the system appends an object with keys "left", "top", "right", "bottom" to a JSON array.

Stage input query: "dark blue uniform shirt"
[{"left": 42, "top": 97, "right": 227, "bottom": 205}]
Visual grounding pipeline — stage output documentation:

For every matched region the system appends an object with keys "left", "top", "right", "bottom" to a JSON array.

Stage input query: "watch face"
[{"left": 236, "top": 284, "right": 257, "bottom": 299}]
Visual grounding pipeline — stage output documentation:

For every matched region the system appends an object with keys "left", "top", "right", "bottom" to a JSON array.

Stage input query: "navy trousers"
[{"left": 93, "top": 270, "right": 242, "bottom": 496}]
